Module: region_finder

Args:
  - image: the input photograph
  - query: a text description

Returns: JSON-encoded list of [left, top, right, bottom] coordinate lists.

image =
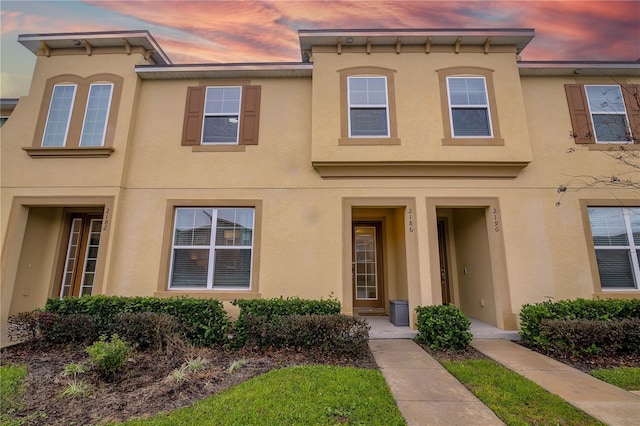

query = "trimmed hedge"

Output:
[[519, 298, 640, 347], [44, 295, 230, 346], [415, 304, 472, 350], [244, 314, 370, 358], [231, 296, 341, 347], [540, 318, 640, 359]]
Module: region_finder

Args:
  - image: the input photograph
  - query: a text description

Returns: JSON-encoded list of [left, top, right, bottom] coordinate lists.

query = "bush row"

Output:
[[244, 314, 370, 358], [540, 318, 640, 359], [415, 304, 472, 350], [44, 296, 229, 346], [519, 298, 640, 347]]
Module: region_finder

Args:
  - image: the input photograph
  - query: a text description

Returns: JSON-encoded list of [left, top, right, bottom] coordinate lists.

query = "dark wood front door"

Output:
[[437, 219, 452, 304], [352, 222, 384, 309]]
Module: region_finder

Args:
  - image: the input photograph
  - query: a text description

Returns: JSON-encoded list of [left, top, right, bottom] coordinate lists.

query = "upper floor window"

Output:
[[182, 85, 261, 149], [447, 77, 492, 137], [587, 207, 639, 290], [437, 67, 503, 146], [348, 76, 389, 137], [565, 84, 639, 145], [26, 74, 122, 157], [339, 67, 399, 146]]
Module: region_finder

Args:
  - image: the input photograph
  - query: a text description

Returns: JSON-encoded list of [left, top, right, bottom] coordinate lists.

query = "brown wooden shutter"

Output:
[[564, 84, 594, 144], [621, 84, 640, 142], [181, 86, 205, 146], [239, 85, 261, 145]]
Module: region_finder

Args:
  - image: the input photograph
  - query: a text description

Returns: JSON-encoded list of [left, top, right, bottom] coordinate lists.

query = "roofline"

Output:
[[299, 28, 535, 56], [18, 30, 172, 65], [518, 61, 640, 76], [135, 62, 313, 79]]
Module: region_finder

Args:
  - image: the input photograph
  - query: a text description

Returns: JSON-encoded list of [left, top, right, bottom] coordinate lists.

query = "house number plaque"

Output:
[[408, 208, 414, 232], [493, 207, 500, 232]]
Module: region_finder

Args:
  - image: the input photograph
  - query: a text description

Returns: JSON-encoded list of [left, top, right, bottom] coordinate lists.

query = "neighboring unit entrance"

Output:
[[352, 222, 384, 310], [59, 213, 103, 298]]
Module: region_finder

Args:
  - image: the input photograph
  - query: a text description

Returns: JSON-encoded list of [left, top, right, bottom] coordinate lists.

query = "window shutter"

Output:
[[621, 84, 640, 142], [181, 86, 205, 146], [564, 84, 594, 144], [239, 85, 261, 145]]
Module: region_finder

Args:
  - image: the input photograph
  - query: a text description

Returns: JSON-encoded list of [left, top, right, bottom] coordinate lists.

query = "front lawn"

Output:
[[590, 367, 640, 391], [124, 365, 405, 425]]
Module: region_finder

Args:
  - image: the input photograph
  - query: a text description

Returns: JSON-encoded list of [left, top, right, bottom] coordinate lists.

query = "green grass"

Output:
[[124, 365, 405, 426], [440, 359, 604, 426], [0, 364, 28, 425], [590, 367, 640, 391]]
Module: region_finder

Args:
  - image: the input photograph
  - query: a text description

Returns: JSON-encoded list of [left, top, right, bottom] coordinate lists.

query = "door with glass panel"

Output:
[[352, 222, 384, 309], [59, 213, 103, 298]]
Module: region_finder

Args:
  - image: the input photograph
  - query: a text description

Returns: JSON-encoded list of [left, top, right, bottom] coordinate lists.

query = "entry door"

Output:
[[353, 222, 384, 309], [437, 219, 452, 304], [59, 213, 103, 298]]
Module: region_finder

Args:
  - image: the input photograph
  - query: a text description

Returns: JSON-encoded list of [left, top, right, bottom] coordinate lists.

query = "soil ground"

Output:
[[2, 339, 638, 425]]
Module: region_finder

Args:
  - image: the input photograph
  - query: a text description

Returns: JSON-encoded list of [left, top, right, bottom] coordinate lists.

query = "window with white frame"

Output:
[[42, 84, 77, 147], [79, 83, 114, 147], [447, 77, 493, 137], [588, 207, 640, 289], [348, 76, 389, 137], [169, 207, 254, 289], [585, 85, 632, 143], [203, 86, 242, 143]]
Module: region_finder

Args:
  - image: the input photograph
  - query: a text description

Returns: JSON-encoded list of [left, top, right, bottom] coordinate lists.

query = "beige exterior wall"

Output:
[[1, 32, 639, 342]]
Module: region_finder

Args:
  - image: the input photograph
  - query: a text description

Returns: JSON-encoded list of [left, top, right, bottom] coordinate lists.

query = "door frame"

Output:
[[352, 221, 385, 310]]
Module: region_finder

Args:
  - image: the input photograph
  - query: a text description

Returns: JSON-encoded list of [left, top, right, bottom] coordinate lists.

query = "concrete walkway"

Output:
[[472, 339, 640, 426], [369, 339, 504, 425]]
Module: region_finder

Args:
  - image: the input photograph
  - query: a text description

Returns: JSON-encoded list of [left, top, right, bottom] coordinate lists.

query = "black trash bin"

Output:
[[389, 300, 409, 326]]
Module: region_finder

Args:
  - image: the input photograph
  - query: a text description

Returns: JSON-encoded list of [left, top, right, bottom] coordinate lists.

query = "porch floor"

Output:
[[362, 315, 520, 340]]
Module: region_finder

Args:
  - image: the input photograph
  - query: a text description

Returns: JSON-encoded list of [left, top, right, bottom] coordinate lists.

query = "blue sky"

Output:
[[2, 0, 639, 98]]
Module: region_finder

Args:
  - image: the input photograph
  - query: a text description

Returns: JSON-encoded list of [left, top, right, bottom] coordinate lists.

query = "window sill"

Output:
[[154, 290, 260, 301], [23, 146, 114, 158], [587, 143, 640, 151], [593, 291, 639, 299], [339, 137, 401, 146], [442, 137, 504, 146], [192, 145, 246, 152]]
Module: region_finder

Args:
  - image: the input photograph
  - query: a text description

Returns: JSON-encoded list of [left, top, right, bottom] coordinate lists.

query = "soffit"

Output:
[[18, 30, 171, 65]]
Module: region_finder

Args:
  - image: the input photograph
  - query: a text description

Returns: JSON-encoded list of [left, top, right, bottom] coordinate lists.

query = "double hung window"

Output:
[[169, 207, 255, 290], [588, 207, 640, 289], [203, 87, 242, 143], [447, 77, 492, 137], [79, 83, 114, 147], [42, 85, 77, 147], [565, 84, 639, 145], [348, 76, 389, 137]]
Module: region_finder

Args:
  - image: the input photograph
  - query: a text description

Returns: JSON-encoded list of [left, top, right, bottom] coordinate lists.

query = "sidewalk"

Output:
[[369, 339, 504, 425], [472, 339, 640, 426]]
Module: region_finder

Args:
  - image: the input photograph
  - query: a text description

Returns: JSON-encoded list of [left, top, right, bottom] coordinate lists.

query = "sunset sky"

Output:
[[1, 0, 639, 98]]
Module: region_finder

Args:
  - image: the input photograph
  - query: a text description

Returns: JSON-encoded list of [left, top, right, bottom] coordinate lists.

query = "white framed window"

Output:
[[347, 76, 390, 137], [588, 207, 640, 290], [80, 83, 114, 147], [447, 77, 493, 138], [585, 85, 632, 143], [202, 86, 242, 144], [169, 207, 254, 290], [42, 84, 77, 147]]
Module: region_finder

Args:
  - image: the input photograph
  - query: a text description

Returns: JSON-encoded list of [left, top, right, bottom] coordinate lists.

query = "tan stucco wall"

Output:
[[2, 39, 639, 339]]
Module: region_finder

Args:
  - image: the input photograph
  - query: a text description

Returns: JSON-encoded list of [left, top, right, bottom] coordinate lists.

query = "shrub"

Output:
[[38, 312, 99, 344], [8, 311, 42, 343], [415, 305, 472, 350], [541, 318, 640, 359], [86, 334, 131, 381], [112, 312, 185, 351], [243, 314, 370, 358], [44, 295, 230, 346], [231, 296, 341, 347], [519, 298, 640, 347]]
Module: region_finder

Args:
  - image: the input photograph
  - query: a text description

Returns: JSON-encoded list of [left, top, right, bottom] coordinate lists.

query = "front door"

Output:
[[437, 219, 452, 304], [59, 213, 103, 298], [352, 222, 384, 309]]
